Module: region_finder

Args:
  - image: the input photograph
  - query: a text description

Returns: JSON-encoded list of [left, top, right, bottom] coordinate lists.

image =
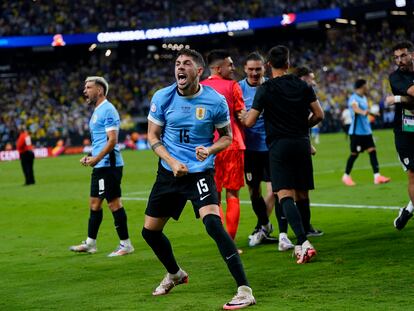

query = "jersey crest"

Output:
[[196, 106, 206, 120]]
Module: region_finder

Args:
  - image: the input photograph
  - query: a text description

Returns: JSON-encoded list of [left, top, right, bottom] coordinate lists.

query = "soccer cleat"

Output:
[[107, 243, 135, 257], [342, 174, 356, 186], [394, 207, 413, 230], [248, 228, 266, 247], [248, 223, 276, 247], [295, 240, 317, 264], [306, 225, 324, 237], [69, 241, 97, 254], [223, 285, 256, 310], [278, 233, 294, 251], [152, 269, 188, 296], [374, 175, 391, 185]]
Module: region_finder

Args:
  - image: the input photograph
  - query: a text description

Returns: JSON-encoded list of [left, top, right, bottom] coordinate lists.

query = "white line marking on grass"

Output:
[[314, 162, 400, 175], [124, 191, 151, 195], [123, 197, 400, 210]]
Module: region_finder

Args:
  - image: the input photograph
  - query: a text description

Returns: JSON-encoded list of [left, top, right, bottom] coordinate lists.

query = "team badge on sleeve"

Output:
[[196, 107, 206, 120], [150, 103, 157, 113]]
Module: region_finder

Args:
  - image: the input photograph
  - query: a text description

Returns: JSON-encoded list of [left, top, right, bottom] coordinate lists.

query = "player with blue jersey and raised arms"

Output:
[[143, 48, 255, 310], [341, 79, 390, 186], [70, 76, 134, 257]]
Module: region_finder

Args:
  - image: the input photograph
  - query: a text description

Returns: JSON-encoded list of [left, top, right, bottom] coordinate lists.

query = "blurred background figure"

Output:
[[16, 126, 35, 185]]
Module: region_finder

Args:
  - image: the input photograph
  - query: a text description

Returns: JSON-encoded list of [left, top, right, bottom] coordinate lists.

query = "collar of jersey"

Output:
[[179, 84, 203, 99], [94, 99, 108, 112]]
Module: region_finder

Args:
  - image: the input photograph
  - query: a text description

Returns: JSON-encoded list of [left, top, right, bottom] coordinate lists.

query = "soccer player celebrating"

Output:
[[201, 50, 246, 243], [240, 46, 323, 264], [341, 79, 391, 186], [143, 49, 255, 310], [385, 41, 414, 229], [70, 76, 134, 257], [238, 52, 285, 248]]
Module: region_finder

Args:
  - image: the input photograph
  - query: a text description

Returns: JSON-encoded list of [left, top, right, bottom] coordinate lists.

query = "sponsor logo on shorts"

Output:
[[200, 193, 211, 201]]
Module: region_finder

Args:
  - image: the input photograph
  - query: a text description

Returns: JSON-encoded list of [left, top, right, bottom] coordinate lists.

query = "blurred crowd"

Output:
[[0, 21, 412, 150], [0, 0, 385, 36]]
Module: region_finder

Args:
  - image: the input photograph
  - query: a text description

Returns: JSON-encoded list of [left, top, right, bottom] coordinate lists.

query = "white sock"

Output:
[[120, 239, 131, 246], [86, 237, 96, 245], [343, 173, 350, 178], [279, 232, 287, 239], [374, 173, 380, 179], [169, 268, 184, 279], [407, 201, 414, 213]]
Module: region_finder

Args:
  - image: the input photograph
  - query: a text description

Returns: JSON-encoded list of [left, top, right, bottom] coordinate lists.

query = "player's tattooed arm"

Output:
[[148, 120, 188, 176], [208, 124, 232, 155]]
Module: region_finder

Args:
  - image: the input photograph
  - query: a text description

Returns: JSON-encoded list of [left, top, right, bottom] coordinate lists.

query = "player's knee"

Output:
[[141, 227, 162, 244], [203, 214, 223, 237]]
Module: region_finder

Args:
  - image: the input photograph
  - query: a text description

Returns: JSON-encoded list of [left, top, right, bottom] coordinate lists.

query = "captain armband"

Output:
[[151, 141, 163, 151]]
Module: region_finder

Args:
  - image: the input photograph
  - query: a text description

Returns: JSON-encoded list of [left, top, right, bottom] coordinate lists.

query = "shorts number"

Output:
[[180, 129, 190, 143], [196, 178, 209, 194]]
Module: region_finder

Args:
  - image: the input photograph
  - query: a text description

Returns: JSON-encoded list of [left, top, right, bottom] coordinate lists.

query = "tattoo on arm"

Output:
[[217, 124, 232, 138], [151, 141, 163, 151]]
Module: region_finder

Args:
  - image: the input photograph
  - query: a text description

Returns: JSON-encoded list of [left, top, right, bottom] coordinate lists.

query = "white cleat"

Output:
[[278, 233, 294, 252], [152, 269, 188, 296], [108, 243, 135, 257], [223, 285, 256, 310], [69, 241, 97, 254], [295, 240, 317, 264]]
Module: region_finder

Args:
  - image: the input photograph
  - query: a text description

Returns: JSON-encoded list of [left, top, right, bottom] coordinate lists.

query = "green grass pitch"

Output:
[[1, 129, 413, 310]]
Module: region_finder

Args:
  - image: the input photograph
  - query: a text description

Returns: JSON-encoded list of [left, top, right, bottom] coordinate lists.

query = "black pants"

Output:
[[20, 151, 35, 185]]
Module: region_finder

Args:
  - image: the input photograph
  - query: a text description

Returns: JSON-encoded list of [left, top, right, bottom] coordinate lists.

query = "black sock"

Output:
[[296, 199, 311, 233], [275, 197, 288, 233], [369, 150, 379, 174], [112, 208, 129, 240], [88, 209, 103, 239], [203, 214, 248, 287], [345, 154, 358, 175], [251, 196, 269, 227], [280, 197, 307, 245], [142, 227, 180, 274]]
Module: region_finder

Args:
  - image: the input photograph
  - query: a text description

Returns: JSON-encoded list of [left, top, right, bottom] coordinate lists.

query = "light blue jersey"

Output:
[[89, 99, 124, 168], [348, 93, 372, 135], [148, 83, 230, 173], [239, 78, 267, 151]]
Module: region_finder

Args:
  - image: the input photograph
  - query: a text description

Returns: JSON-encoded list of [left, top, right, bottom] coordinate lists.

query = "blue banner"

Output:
[[0, 8, 341, 48]]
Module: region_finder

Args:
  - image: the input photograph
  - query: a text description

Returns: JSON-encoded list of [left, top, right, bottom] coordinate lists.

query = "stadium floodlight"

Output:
[[105, 49, 111, 57], [396, 0, 406, 8]]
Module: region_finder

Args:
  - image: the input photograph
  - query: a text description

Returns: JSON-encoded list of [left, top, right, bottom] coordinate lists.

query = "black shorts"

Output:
[[269, 137, 314, 192], [90, 166, 123, 201], [395, 132, 414, 171], [146, 164, 219, 220], [244, 150, 271, 188], [350, 134, 375, 153]]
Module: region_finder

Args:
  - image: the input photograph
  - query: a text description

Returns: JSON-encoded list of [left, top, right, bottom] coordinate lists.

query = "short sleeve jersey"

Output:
[[389, 69, 414, 133], [89, 100, 124, 168], [252, 74, 316, 144], [347, 93, 372, 135], [148, 84, 230, 173], [239, 78, 267, 151]]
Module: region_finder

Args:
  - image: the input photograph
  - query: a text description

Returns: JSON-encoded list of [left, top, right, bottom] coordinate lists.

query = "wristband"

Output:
[[394, 95, 401, 103]]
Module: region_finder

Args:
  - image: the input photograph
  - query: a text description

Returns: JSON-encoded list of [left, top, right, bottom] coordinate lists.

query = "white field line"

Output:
[[314, 162, 401, 175], [122, 196, 400, 210]]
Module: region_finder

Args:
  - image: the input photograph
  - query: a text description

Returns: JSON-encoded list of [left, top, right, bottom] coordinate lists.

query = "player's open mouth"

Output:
[[177, 73, 187, 85]]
